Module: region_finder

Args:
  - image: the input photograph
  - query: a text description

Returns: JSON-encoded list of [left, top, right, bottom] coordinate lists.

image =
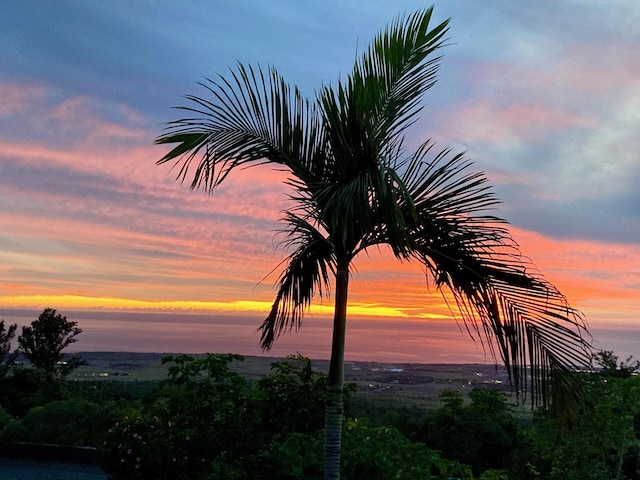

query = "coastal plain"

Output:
[[73, 352, 514, 410]]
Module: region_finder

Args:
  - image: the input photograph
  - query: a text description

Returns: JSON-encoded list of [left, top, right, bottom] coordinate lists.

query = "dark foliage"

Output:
[[413, 388, 523, 476], [17, 308, 84, 378], [594, 349, 640, 379], [256, 354, 354, 436], [0, 366, 63, 417], [0, 398, 120, 447], [97, 354, 426, 480], [528, 355, 640, 480], [269, 422, 474, 480], [0, 320, 18, 378], [2, 349, 637, 479]]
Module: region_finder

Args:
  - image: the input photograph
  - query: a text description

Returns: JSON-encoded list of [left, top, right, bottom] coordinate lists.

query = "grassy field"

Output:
[[73, 352, 515, 410]]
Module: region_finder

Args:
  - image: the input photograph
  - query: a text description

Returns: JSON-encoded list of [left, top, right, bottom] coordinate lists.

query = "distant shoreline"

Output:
[[69, 351, 515, 401], [72, 350, 504, 368]]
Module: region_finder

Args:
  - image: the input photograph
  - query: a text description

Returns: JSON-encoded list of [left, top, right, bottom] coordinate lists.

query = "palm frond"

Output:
[[396, 145, 591, 407], [259, 212, 335, 349], [357, 7, 449, 146], [311, 9, 449, 258], [444, 269, 591, 410], [155, 64, 323, 191], [318, 7, 449, 172]]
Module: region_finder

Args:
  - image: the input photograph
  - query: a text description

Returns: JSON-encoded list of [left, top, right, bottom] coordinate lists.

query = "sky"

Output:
[[0, 1, 639, 362]]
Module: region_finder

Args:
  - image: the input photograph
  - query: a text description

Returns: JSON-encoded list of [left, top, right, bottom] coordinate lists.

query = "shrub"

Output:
[[269, 422, 473, 480], [0, 404, 13, 431], [413, 388, 522, 475], [0, 398, 120, 446], [0, 366, 62, 417], [99, 354, 250, 480]]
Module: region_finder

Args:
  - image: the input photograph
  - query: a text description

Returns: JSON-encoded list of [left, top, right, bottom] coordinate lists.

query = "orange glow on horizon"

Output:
[[2, 229, 637, 329], [0, 294, 451, 321]]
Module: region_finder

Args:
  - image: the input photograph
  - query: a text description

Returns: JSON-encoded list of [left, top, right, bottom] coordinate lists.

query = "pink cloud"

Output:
[[431, 39, 640, 147], [472, 39, 640, 96], [0, 83, 47, 117], [1, 206, 282, 303], [510, 227, 640, 308], [437, 99, 595, 144]]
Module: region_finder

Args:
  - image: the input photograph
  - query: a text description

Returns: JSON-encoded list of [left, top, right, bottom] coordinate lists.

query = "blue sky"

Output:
[[0, 1, 638, 358]]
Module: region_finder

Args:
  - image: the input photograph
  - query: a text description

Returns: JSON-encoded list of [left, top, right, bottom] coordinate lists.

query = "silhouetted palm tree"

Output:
[[156, 7, 591, 479]]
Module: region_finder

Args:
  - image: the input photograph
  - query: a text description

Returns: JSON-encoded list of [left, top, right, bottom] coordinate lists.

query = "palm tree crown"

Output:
[[156, 7, 592, 478]]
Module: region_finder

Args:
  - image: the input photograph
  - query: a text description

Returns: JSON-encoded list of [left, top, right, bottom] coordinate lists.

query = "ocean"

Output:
[[1, 308, 637, 365]]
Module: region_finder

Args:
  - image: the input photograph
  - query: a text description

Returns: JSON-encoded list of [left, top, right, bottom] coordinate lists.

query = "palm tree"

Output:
[[156, 7, 592, 479]]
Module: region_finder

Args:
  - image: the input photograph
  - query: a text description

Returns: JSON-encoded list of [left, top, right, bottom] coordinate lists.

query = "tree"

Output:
[[101, 353, 250, 480], [415, 388, 522, 475], [255, 354, 355, 439], [0, 398, 120, 447], [18, 308, 83, 378], [529, 368, 640, 479], [100, 354, 337, 480], [155, 7, 592, 478], [593, 350, 640, 378], [0, 319, 18, 378]]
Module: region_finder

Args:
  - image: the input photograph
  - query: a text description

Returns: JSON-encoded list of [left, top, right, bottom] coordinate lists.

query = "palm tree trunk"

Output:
[[323, 265, 349, 480]]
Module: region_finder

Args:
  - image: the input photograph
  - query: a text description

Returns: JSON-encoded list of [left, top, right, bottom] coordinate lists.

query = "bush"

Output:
[[269, 422, 473, 480], [0, 366, 63, 417], [100, 353, 504, 479], [528, 374, 640, 480], [100, 353, 355, 480], [99, 354, 250, 480], [254, 353, 354, 436], [0, 405, 13, 431], [99, 412, 201, 480], [0, 398, 120, 446], [413, 388, 522, 475]]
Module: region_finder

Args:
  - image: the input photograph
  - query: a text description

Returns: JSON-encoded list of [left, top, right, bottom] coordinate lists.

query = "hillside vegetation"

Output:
[[1, 350, 638, 479]]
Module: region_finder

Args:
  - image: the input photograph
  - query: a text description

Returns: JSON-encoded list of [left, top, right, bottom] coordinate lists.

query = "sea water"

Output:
[[1, 308, 636, 364]]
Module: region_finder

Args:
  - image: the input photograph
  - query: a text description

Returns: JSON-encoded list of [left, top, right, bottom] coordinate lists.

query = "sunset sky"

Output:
[[1, 1, 638, 361]]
